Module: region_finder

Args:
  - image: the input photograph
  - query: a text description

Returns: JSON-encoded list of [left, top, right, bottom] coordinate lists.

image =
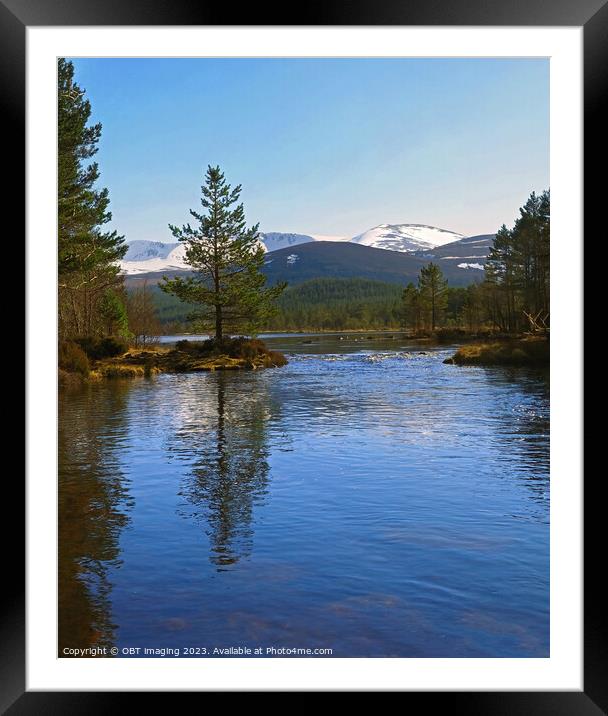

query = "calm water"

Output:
[[58, 335, 550, 658]]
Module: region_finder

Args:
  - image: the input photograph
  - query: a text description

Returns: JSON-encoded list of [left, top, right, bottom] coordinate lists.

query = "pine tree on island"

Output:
[[160, 165, 286, 345]]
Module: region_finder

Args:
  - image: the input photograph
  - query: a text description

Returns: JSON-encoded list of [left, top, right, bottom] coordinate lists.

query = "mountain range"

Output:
[[121, 224, 494, 287], [259, 239, 491, 288]]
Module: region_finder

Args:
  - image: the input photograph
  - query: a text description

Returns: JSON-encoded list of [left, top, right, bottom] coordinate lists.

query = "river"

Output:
[[58, 334, 549, 657]]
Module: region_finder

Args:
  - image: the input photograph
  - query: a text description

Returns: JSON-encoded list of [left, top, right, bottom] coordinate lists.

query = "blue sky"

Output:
[[70, 57, 549, 242]]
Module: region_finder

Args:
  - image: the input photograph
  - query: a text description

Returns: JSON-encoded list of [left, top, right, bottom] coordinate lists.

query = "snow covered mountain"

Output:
[[120, 236, 268, 275], [121, 243, 189, 275], [119, 224, 470, 275], [123, 240, 179, 262], [260, 232, 315, 251], [351, 224, 465, 252]]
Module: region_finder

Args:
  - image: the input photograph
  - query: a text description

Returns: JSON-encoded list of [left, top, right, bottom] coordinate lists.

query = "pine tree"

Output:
[[484, 190, 550, 332], [485, 223, 517, 331], [511, 190, 550, 323], [58, 58, 127, 337], [418, 262, 448, 331], [98, 289, 130, 338], [160, 165, 286, 341]]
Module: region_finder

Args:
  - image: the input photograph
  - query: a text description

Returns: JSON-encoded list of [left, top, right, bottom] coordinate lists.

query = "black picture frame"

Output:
[[6, 0, 598, 708]]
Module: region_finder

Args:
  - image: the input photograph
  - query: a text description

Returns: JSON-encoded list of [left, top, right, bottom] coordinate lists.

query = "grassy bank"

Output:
[[444, 335, 549, 367], [59, 337, 287, 388]]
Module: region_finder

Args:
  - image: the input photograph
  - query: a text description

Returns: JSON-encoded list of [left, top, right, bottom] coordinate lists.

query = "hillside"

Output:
[[416, 234, 493, 268], [261, 241, 485, 287]]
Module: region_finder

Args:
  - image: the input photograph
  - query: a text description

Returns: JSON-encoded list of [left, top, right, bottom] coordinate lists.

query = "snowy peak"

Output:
[[120, 237, 267, 275], [259, 232, 314, 251], [120, 243, 189, 275], [351, 224, 465, 253], [123, 240, 179, 262]]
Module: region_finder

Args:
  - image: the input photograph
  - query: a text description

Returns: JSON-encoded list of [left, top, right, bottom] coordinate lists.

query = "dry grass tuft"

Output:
[[445, 336, 549, 367]]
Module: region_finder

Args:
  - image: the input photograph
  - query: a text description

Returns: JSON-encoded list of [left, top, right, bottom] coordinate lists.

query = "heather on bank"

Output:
[[444, 336, 549, 367], [174, 337, 287, 366]]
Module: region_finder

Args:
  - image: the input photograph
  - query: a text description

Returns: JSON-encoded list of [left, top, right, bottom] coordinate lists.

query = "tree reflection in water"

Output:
[[58, 383, 133, 655], [175, 372, 274, 569]]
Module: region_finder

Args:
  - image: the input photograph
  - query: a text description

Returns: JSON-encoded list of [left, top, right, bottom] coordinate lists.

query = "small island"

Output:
[[59, 336, 287, 387], [444, 335, 549, 367], [59, 162, 289, 387]]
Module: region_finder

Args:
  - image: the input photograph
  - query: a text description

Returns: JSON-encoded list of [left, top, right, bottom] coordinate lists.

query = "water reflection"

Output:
[[57, 340, 551, 657], [479, 367, 550, 510], [58, 383, 133, 655], [174, 373, 274, 569]]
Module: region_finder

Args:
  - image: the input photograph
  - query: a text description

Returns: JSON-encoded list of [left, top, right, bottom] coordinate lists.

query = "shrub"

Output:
[[58, 340, 90, 376], [174, 337, 287, 366], [75, 336, 129, 360], [433, 328, 468, 344], [261, 350, 288, 367], [175, 339, 210, 354], [58, 368, 87, 389], [98, 364, 146, 378]]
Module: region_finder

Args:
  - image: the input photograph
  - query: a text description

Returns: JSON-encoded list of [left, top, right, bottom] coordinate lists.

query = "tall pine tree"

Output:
[[485, 223, 517, 331], [58, 58, 127, 337], [418, 262, 448, 331], [160, 165, 286, 341]]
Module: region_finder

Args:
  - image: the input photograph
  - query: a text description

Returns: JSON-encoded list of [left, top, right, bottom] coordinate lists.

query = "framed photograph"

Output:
[[8, 0, 599, 708]]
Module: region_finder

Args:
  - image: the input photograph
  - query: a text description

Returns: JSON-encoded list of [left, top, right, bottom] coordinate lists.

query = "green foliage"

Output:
[[75, 335, 129, 360], [151, 277, 476, 332], [267, 278, 404, 331], [98, 290, 130, 338], [58, 58, 127, 338], [485, 190, 550, 331], [160, 165, 286, 340], [418, 262, 448, 331], [58, 340, 90, 376], [400, 264, 449, 332], [399, 190, 550, 336]]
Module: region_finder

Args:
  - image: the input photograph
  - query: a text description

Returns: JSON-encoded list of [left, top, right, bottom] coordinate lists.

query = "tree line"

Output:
[[152, 277, 491, 333], [484, 190, 550, 332], [401, 191, 549, 334]]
